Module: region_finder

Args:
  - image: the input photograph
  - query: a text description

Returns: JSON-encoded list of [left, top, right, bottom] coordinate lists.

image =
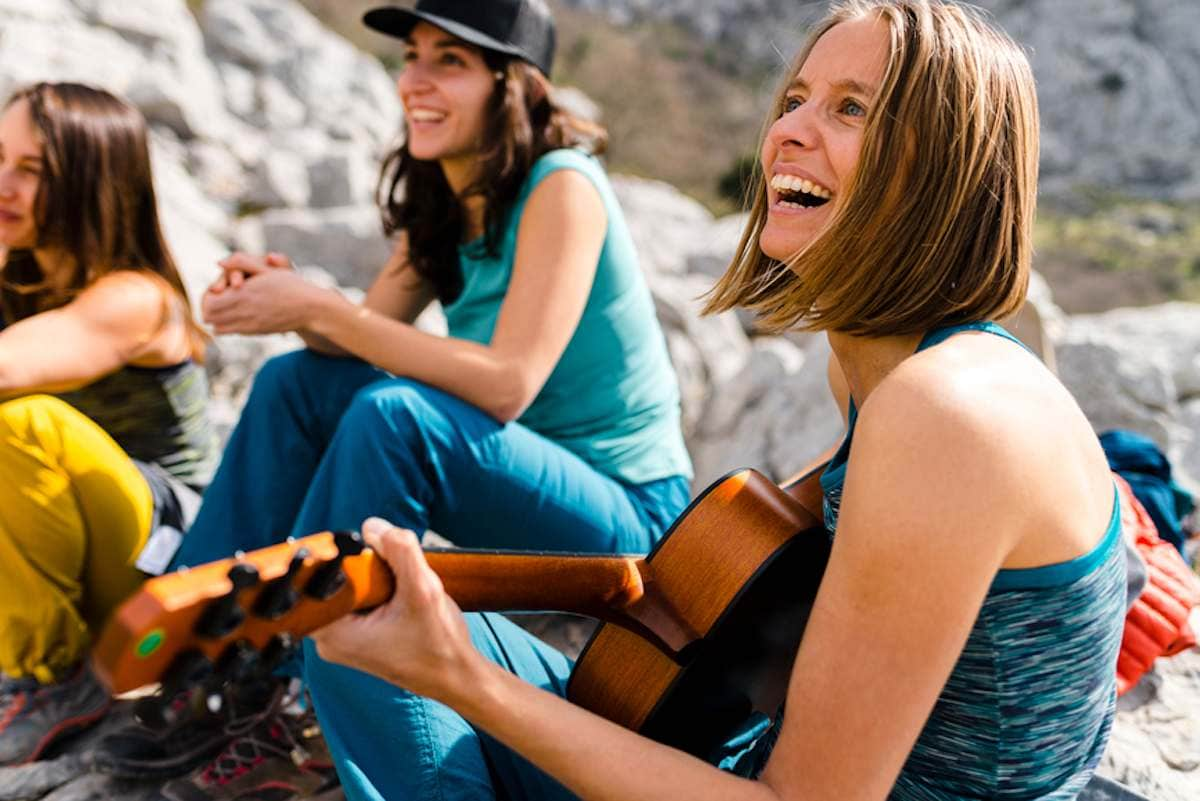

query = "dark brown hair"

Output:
[[378, 54, 608, 304], [0, 82, 206, 353], [704, 0, 1039, 337]]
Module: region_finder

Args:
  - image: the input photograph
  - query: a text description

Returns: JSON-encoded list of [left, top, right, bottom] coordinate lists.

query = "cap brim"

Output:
[[362, 7, 527, 64]]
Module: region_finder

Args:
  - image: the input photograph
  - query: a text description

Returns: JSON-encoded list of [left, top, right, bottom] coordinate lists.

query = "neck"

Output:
[[826, 329, 925, 407], [440, 159, 487, 242]]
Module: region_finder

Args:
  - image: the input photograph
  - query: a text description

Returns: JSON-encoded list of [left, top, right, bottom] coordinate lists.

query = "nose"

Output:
[[768, 104, 820, 153], [395, 61, 433, 98]]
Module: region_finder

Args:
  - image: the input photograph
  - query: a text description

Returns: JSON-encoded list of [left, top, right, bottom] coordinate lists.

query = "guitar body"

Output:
[[568, 469, 830, 758], [92, 469, 830, 758]]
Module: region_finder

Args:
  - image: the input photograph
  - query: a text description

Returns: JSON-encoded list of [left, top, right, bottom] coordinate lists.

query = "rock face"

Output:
[[0, 1, 1197, 800], [561, 0, 1200, 200]]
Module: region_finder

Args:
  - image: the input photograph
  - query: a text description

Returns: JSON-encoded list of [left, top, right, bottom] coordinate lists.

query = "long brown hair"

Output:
[[704, 0, 1039, 337], [378, 54, 607, 304], [0, 82, 206, 353]]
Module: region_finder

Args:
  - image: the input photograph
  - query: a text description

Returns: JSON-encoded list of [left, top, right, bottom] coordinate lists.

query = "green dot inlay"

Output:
[[135, 629, 166, 659]]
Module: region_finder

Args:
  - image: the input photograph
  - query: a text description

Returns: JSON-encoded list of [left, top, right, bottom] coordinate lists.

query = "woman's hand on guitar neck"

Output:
[[309, 517, 484, 703]]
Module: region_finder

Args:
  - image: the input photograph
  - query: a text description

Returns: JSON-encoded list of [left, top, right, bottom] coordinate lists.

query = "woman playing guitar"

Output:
[[310, 1, 1126, 800]]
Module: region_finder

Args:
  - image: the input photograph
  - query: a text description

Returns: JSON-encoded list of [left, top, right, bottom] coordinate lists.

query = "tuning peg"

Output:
[[303, 530, 364, 600], [194, 563, 260, 639], [132, 649, 212, 730], [253, 547, 309, 620], [199, 640, 261, 714], [260, 633, 298, 673]]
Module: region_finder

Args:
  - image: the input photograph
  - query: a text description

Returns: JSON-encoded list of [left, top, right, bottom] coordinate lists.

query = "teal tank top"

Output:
[[443, 148, 692, 485], [726, 322, 1125, 798]]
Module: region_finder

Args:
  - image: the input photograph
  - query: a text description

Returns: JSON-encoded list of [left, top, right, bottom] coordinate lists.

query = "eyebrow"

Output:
[[788, 77, 879, 98], [404, 36, 474, 51], [0, 145, 43, 163]]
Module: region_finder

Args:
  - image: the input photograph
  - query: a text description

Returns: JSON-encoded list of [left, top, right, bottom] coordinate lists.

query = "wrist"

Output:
[[302, 287, 345, 334], [436, 649, 506, 716]]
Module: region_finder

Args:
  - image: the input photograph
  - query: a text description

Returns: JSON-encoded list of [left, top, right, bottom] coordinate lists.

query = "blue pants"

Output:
[[305, 614, 580, 801], [175, 350, 688, 563], [174, 350, 690, 800]]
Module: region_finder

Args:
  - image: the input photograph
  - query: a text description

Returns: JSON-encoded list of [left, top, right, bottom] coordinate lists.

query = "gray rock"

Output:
[[202, 0, 401, 147], [1101, 646, 1200, 801], [308, 144, 379, 208], [0, 755, 86, 801], [244, 148, 313, 209], [612, 174, 715, 277]]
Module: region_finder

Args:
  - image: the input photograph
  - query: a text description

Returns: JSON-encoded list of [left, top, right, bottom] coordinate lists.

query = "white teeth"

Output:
[[770, 173, 831, 199], [409, 109, 446, 122]]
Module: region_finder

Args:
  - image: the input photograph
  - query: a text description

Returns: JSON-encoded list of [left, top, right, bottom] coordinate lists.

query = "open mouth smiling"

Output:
[[770, 174, 832, 209]]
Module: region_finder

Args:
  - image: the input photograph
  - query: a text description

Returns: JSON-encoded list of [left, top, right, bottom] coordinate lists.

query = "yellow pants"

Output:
[[0, 395, 153, 683]]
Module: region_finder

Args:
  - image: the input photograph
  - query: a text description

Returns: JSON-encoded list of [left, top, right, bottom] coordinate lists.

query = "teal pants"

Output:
[[172, 350, 690, 800]]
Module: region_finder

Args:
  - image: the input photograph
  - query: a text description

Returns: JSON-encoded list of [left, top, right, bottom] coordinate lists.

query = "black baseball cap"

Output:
[[363, 0, 557, 77]]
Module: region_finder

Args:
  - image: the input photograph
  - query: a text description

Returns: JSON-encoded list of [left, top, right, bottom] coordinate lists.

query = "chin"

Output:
[[759, 231, 811, 262]]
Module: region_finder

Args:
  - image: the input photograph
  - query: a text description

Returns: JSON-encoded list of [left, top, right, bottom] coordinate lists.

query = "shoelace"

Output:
[[200, 714, 310, 787]]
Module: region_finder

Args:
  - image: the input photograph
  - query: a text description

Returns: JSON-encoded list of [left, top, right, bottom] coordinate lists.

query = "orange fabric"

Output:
[[1114, 475, 1200, 695]]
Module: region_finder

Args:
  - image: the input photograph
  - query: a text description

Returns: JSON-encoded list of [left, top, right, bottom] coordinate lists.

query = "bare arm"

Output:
[[0, 271, 188, 397], [312, 378, 1025, 801], [204, 169, 605, 422]]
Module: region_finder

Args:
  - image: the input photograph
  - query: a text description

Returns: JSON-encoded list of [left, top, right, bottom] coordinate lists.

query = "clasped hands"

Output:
[[202, 251, 326, 335]]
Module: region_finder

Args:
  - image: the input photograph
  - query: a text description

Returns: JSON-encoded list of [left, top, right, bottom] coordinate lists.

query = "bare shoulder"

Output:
[[76, 269, 171, 313], [71, 269, 178, 341], [853, 333, 1112, 564], [523, 168, 605, 221]]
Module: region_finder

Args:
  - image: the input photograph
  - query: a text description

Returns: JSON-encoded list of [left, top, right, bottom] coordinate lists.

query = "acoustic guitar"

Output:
[[91, 468, 831, 760]]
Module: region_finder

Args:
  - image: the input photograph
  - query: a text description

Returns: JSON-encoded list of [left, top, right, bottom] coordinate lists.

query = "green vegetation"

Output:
[[717, 152, 758, 208], [1035, 194, 1200, 312]]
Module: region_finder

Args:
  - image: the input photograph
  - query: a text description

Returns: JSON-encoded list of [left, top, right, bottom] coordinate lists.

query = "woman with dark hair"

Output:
[[0, 82, 216, 765], [143, 1, 691, 798], [309, 2, 1126, 800]]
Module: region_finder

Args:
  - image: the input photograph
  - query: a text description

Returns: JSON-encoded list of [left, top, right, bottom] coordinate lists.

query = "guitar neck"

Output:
[[427, 550, 648, 622]]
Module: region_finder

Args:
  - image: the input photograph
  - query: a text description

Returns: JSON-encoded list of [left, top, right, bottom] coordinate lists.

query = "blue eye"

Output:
[[782, 96, 804, 115], [842, 99, 867, 117]]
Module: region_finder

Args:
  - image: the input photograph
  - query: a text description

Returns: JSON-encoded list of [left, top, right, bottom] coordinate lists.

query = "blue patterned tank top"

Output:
[[737, 322, 1126, 799]]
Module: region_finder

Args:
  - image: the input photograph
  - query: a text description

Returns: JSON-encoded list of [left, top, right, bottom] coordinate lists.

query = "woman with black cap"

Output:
[[133, 2, 692, 798]]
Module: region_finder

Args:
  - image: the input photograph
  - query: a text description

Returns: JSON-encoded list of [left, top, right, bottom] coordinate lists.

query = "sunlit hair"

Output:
[[704, 0, 1039, 336], [0, 82, 206, 356], [378, 54, 608, 304]]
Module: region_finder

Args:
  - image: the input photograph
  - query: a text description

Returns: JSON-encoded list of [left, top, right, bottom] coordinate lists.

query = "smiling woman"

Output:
[[140, 1, 694, 797], [302, 2, 1125, 801], [0, 82, 216, 766]]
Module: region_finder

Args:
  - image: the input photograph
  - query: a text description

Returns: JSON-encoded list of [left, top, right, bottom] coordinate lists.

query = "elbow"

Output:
[[0, 363, 17, 396], [483, 365, 539, 424]]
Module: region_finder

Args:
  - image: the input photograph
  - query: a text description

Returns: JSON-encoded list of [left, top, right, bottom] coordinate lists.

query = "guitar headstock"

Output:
[[91, 530, 394, 709]]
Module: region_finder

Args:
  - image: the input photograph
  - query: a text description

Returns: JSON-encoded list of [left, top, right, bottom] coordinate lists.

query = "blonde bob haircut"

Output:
[[704, 0, 1039, 337]]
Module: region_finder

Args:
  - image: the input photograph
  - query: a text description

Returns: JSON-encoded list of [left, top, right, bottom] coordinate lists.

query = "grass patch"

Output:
[[1035, 193, 1200, 312]]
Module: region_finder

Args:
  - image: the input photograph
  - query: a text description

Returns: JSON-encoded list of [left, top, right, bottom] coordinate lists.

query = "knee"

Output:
[[340, 378, 440, 442], [247, 350, 323, 399], [0, 395, 80, 436]]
